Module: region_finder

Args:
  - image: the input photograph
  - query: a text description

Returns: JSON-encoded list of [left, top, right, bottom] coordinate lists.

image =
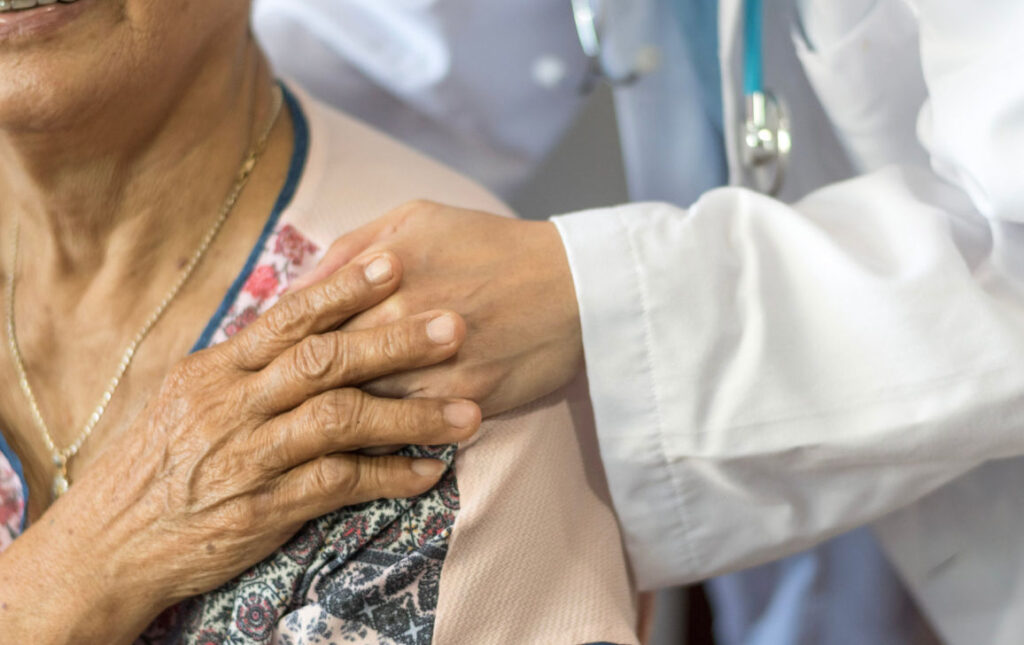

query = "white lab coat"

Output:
[[556, 1, 1024, 644], [253, 0, 590, 198], [256, 2, 1024, 643]]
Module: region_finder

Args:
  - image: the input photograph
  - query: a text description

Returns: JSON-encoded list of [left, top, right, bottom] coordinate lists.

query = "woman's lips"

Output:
[[0, 0, 90, 41], [0, 0, 80, 11]]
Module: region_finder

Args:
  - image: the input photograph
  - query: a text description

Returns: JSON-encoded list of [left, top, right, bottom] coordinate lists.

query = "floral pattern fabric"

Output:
[[0, 221, 459, 644], [138, 221, 460, 644], [140, 462, 457, 645], [0, 453, 24, 551], [211, 223, 321, 345]]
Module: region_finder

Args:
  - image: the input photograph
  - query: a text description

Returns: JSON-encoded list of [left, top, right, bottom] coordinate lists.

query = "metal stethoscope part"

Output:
[[570, 0, 791, 195], [740, 0, 790, 195], [570, 0, 658, 91]]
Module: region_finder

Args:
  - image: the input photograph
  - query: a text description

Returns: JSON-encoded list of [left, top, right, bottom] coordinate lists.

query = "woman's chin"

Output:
[[0, 0, 120, 125], [0, 60, 107, 132], [0, 0, 254, 133]]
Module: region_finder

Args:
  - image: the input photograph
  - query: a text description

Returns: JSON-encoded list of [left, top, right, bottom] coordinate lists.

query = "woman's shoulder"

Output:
[[282, 85, 512, 248]]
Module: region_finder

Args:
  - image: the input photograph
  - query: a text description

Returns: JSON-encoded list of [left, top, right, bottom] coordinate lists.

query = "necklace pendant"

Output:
[[52, 471, 69, 500], [52, 455, 69, 500], [6, 88, 284, 508]]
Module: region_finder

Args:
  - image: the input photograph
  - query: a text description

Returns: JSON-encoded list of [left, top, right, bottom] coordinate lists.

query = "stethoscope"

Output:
[[570, 0, 791, 195]]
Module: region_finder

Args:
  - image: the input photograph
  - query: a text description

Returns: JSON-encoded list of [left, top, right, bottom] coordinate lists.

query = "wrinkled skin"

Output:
[[0, 2, 482, 641], [0, 254, 481, 643]]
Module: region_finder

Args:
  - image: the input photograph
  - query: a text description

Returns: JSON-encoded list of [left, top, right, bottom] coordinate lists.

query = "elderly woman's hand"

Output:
[[0, 252, 480, 644], [290, 201, 584, 417]]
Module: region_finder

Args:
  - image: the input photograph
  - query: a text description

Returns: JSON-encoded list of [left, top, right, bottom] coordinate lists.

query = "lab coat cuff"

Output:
[[553, 205, 698, 590]]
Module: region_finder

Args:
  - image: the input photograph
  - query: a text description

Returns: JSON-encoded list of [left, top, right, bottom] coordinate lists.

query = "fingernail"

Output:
[[412, 459, 446, 478], [444, 402, 478, 428], [364, 257, 393, 285], [426, 314, 456, 344]]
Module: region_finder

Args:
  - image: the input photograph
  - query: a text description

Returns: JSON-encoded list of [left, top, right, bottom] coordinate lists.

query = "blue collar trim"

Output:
[[190, 82, 311, 354], [1, 82, 311, 533], [0, 429, 27, 533]]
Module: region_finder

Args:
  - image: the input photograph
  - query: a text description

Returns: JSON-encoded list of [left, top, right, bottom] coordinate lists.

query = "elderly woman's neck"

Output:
[[0, 55, 280, 286]]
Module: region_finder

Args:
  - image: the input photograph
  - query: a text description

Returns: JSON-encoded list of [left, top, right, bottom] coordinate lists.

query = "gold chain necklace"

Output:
[[5, 86, 284, 500]]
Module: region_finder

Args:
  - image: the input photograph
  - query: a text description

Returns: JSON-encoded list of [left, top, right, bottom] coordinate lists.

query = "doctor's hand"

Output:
[[290, 200, 583, 417]]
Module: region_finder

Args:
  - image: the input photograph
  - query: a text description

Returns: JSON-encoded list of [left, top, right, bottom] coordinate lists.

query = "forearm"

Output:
[[0, 517, 164, 645], [0, 467, 173, 645]]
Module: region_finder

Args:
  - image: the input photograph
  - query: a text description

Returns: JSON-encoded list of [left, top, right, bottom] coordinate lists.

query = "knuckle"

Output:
[[312, 389, 361, 436], [341, 389, 371, 440], [379, 297, 408, 324], [308, 461, 334, 496], [240, 372, 277, 416], [252, 436, 285, 474], [224, 327, 258, 363], [262, 294, 305, 339], [309, 394, 340, 435], [401, 199, 437, 216], [379, 330, 407, 365], [369, 397, 410, 437], [291, 334, 338, 382], [385, 301, 409, 325], [378, 324, 416, 366], [314, 458, 358, 497], [320, 273, 362, 312]]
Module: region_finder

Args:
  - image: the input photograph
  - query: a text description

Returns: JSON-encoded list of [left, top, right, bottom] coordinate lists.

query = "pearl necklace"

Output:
[[5, 86, 284, 500]]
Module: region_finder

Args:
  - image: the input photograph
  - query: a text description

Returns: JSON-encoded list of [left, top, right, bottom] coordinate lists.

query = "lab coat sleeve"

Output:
[[553, 167, 1024, 590]]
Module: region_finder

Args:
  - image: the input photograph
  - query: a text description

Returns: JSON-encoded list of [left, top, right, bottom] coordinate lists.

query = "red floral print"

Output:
[[275, 224, 319, 265], [243, 264, 280, 300], [223, 305, 259, 338], [0, 461, 23, 551], [0, 220, 460, 644], [235, 593, 278, 639]]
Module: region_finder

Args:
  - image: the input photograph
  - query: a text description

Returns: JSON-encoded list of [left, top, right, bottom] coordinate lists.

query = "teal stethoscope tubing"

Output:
[[570, 0, 787, 193], [744, 0, 763, 95], [740, 0, 790, 195]]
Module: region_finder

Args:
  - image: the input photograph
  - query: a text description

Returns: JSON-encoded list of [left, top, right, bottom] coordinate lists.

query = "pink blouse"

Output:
[[0, 85, 638, 645]]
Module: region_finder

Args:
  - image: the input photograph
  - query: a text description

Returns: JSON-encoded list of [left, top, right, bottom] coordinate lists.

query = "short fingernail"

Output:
[[444, 402, 478, 428], [364, 256, 393, 285], [426, 314, 456, 344], [412, 459, 446, 478]]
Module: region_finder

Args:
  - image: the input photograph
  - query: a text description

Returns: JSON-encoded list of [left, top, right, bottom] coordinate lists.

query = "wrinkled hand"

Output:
[[290, 201, 584, 416], [1, 252, 481, 643]]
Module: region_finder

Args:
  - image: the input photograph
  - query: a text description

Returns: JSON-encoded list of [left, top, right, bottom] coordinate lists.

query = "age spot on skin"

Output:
[[206, 542, 216, 554]]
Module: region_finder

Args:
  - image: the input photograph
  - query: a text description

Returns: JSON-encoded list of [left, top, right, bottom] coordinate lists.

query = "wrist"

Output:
[[535, 220, 582, 346], [0, 502, 165, 643]]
